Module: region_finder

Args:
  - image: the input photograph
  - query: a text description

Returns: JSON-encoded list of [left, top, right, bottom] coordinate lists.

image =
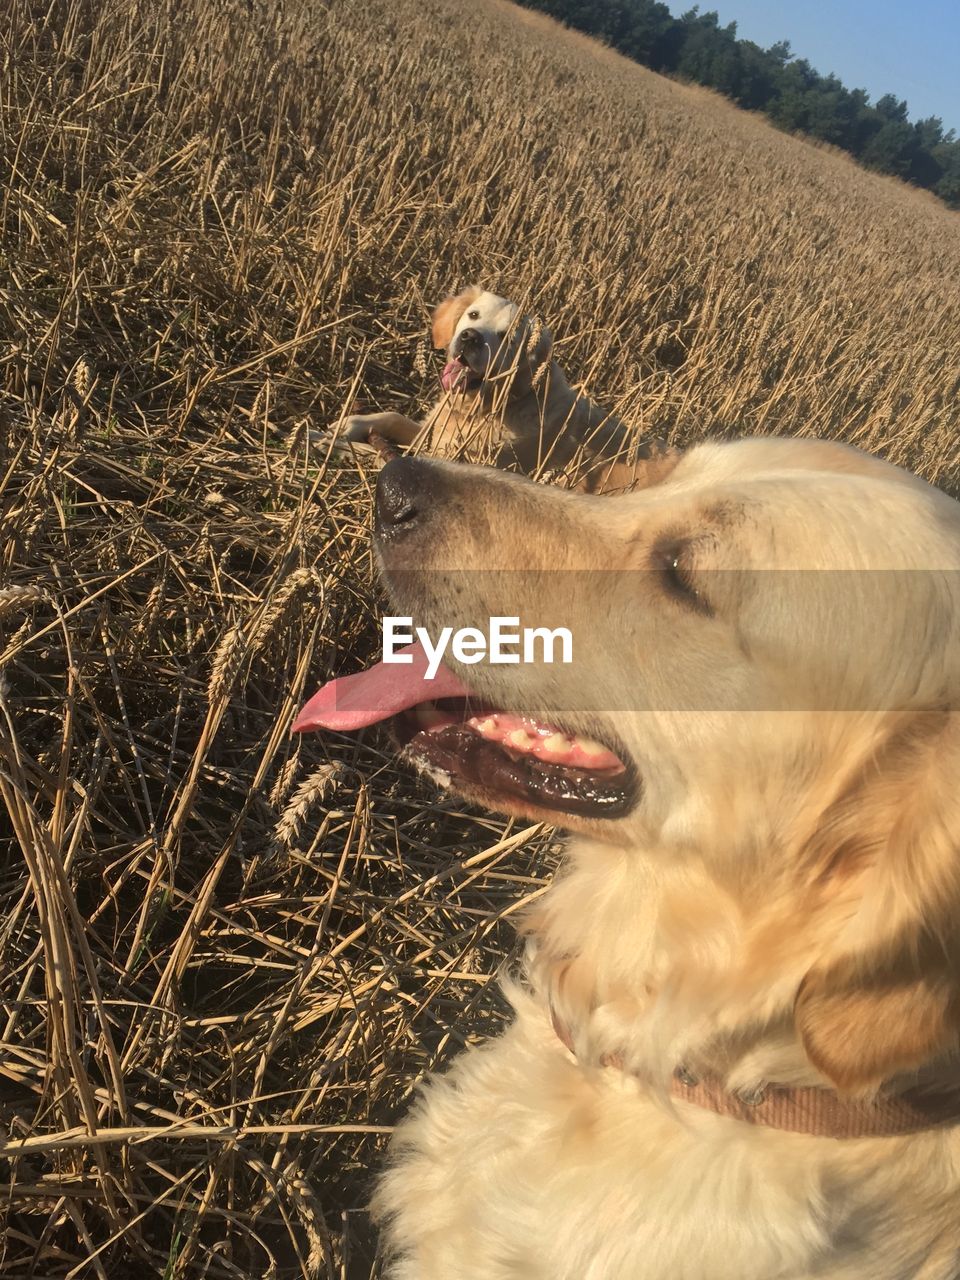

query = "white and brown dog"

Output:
[[325, 286, 671, 494], [296, 434, 960, 1279]]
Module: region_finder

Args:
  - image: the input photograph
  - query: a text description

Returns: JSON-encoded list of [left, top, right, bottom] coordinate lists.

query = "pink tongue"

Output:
[[291, 642, 471, 733], [441, 359, 467, 392]]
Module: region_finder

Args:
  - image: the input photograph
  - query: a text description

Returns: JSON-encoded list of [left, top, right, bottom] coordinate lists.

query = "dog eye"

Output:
[[665, 552, 694, 596], [467, 309, 480, 321], [656, 541, 712, 615]]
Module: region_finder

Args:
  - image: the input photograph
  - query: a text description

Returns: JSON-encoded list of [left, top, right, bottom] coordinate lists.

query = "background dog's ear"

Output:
[[794, 713, 960, 1094], [431, 287, 482, 350], [525, 321, 553, 369]]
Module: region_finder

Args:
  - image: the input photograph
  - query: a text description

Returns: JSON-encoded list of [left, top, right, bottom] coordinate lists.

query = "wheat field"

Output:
[[2, 0, 959, 1274]]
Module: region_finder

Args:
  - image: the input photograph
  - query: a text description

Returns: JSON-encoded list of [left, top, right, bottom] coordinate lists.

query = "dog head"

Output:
[[431, 286, 553, 404], [366, 438, 960, 1090]]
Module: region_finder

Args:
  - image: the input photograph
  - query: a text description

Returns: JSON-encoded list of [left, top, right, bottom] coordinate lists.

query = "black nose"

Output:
[[375, 457, 437, 535], [458, 327, 482, 349]]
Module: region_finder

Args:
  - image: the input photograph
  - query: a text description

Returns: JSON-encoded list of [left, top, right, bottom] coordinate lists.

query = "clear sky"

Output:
[[711, 0, 960, 134]]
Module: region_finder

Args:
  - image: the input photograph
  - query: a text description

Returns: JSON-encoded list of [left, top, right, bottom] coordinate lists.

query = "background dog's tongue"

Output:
[[292, 642, 470, 733], [440, 359, 466, 392]]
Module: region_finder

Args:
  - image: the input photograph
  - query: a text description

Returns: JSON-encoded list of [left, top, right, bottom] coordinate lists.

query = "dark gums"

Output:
[[407, 725, 637, 819]]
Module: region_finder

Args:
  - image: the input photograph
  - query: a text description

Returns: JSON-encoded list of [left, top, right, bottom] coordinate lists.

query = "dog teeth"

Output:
[[565, 736, 623, 770], [465, 714, 623, 771]]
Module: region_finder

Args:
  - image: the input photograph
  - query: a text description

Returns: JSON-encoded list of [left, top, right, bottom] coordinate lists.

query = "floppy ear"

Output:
[[632, 442, 683, 488], [526, 321, 553, 369], [794, 712, 960, 1094], [584, 443, 683, 496], [431, 286, 482, 350], [795, 954, 960, 1095]]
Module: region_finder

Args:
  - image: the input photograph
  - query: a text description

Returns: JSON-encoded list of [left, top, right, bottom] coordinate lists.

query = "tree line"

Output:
[[520, 0, 960, 209]]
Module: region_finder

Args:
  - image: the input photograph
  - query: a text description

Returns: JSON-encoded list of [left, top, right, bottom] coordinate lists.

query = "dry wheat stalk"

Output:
[[2, 0, 958, 1272], [0, 585, 47, 617], [275, 763, 345, 848]]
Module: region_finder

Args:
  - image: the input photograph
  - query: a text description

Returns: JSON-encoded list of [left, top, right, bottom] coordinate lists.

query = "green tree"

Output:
[[934, 138, 960, 208], [875, 93, 909, 123], [861, 119, 921, 176], [915, 116, 946, 150]]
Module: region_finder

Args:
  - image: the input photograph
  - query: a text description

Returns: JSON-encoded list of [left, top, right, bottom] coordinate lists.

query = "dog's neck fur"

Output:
[[524, 834, 862, 1097], [524, 715, 960, 1101]]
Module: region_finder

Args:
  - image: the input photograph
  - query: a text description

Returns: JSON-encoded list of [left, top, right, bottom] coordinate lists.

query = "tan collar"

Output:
[[550, 1005, 960, 1140], [667, 1068, 960, 1139]]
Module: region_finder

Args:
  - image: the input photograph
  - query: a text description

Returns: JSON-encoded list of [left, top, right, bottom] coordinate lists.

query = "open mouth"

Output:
[[292, 643, 636, 821], [441, 356, 485, 394]]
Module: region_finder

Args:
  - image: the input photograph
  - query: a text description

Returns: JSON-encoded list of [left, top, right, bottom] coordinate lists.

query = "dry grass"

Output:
[[1, 0, 959, 1274]]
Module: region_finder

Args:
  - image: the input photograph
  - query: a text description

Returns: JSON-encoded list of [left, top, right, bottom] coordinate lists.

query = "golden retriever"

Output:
[[294, 436, 960, 1279], [323, 286, 672, 494]]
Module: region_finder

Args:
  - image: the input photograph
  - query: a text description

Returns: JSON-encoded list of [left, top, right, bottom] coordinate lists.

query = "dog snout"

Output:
[[375, 457, 440, 537], [457, 328, 483, 351]]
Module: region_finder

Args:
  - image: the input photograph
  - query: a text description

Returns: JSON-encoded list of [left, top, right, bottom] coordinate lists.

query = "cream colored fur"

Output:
[[373, 437, 960, 1279]]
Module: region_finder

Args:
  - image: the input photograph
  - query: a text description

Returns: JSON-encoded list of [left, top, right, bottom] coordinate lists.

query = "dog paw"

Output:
[[309, 417, 376, 453], [340, 416, 376, 444]]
